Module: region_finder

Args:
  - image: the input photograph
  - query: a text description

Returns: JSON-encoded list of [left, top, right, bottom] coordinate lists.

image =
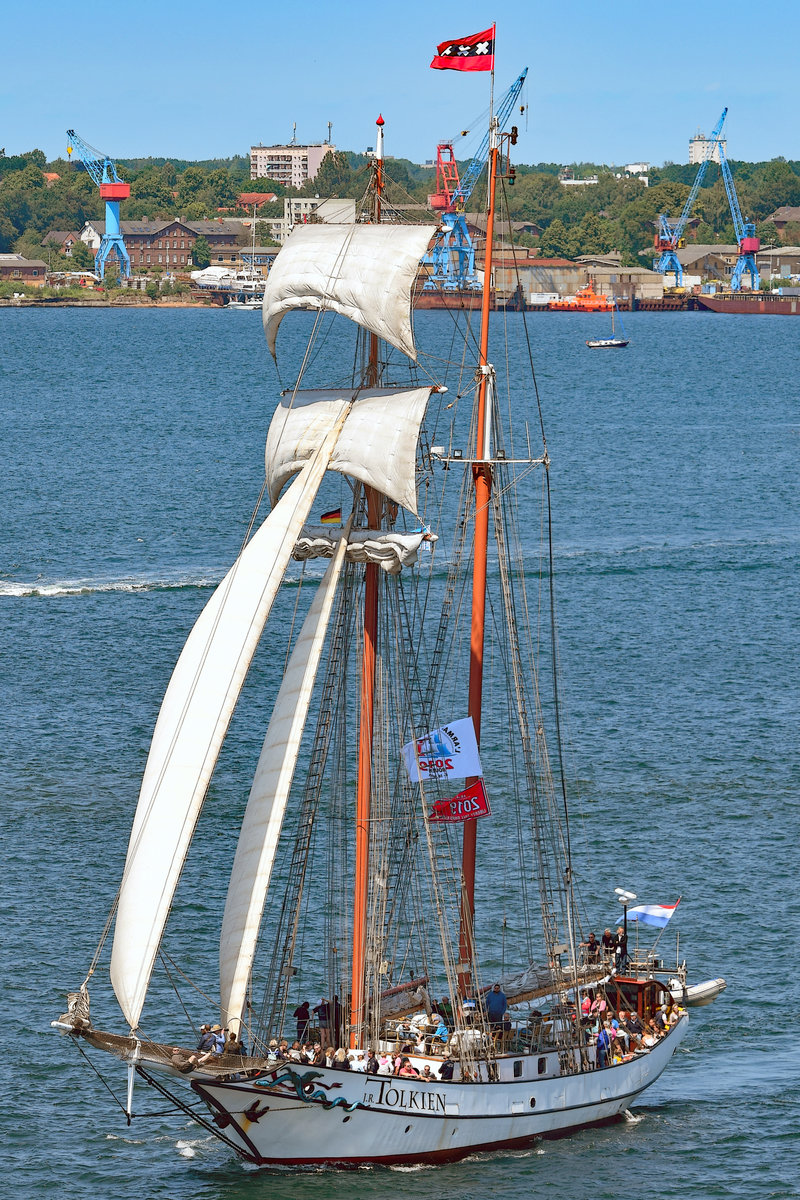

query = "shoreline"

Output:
[[0, 298, 214, 309]]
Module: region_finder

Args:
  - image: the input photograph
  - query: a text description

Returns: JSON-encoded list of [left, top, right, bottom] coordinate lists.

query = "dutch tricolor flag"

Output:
[[626, 900, 681, 928]]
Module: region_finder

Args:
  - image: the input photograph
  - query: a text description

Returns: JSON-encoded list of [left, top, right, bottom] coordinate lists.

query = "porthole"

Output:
[[530, 1097, 536, 1109], [343, 1115, 351, 1123], [513, 1060, 523, 1078], [538, 1056, 547, 1075], [405, 1125, 412, 1133]]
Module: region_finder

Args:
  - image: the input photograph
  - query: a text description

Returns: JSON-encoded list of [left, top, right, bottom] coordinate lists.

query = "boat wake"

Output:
[[0, 575, 222, 598]]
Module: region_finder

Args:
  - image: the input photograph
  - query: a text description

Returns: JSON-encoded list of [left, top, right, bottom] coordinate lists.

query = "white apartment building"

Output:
[[250, 142, 335, 187], [689, 132, 726, 165]]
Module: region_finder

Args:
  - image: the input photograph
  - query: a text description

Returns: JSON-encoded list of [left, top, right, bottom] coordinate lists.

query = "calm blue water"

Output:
[[2, 307, 797, 1198]]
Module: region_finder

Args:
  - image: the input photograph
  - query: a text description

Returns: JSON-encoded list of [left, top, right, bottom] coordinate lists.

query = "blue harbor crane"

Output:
[[423, 69, 528, 291], [66, 129, 131, 281], [653, 107, 728, 288], [717, 141, 760, 291]]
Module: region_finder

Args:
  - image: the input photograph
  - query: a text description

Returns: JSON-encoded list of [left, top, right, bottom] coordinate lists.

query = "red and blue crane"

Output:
[[67, 129, 131, 281], [424, 70, 527, 291], [654, 107, 727, 288], [718, 140, 760, 291], [654, 107, 760, 291]]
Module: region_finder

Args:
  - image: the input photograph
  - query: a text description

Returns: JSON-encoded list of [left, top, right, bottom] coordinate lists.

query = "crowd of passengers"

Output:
[[170, 985, 683, 1076], [580, 990, 684, 1067]]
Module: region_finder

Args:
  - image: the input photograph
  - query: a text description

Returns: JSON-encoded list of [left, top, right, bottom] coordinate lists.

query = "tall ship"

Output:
[[54, 38, 698, 1168]]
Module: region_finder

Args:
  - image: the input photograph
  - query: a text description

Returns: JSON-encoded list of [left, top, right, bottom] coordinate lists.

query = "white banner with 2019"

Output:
[[402, 716, 483, 782]]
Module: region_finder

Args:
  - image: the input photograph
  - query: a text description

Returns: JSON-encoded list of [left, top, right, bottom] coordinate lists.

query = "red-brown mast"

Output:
[[350, 114, 385, 1049], [457, 120, 499, 999]]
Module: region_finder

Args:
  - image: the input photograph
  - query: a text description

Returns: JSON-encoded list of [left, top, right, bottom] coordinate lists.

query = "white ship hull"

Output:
[[190, 1019, 687, 1166]]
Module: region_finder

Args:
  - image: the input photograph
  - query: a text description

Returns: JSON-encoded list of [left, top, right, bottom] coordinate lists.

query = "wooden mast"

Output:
[[350, 114, 385, 1049], [457, 118, 499, 999]]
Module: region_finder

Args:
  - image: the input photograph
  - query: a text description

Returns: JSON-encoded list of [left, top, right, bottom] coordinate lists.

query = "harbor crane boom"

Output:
[[718, 141, 760, 292], [423, 70, 527, 291], [66, 129, 131, 281], [653, 107, 727, 288]]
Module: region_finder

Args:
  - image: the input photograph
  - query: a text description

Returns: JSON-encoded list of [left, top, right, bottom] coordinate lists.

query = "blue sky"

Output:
[[3, 0, 798, 168]]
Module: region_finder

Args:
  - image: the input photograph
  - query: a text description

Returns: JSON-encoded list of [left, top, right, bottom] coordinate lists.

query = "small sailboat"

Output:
[[586, 301, 629, 348], [54, 41, 695, 1170]]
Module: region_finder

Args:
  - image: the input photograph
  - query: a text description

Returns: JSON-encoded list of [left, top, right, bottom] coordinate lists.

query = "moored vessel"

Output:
[[550, 282, 614, 311], [696, 290, 800, 314]]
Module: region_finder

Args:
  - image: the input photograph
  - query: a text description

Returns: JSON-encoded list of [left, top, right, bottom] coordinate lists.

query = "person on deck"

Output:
[[614, 926, 628, 970], [293, 1000, 311, 1044], [595, 1023, 611, 1068], [197, 1024, 217, 1053], [438, 1052, 455, 1080], [398, 1057, 420, 1078], [601, 929, 615, 959], [430, 1013, 449, 1045], [366, 1049, 380, 1075], [582, 932, 600, 963], [171, 1047, 200, 1073], [624, 1009, 643, 1036], [610, 1018, 628, 1053], [225, 1030, 247, 1056], [485, 983, 509, 1031], [207, 1024, 226, 1054], [313, 998, 331, 1048]]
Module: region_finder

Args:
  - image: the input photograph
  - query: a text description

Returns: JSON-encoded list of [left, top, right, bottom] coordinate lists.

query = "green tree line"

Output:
[[2, 146, 799, 264]]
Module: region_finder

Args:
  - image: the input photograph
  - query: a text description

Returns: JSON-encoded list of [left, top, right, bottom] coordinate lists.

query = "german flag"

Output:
[[320, 508, 342, 525]]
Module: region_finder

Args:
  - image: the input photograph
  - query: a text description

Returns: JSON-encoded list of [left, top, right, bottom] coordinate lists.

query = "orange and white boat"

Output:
[[549, 283, 614, 311]]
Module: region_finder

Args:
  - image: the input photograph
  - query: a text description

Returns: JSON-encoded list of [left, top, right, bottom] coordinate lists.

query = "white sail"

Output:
[[219, 530, 350, 1030], [109, 418, 348, 1031], [266, 387, 432, 514], [263, 223, 436, 361]]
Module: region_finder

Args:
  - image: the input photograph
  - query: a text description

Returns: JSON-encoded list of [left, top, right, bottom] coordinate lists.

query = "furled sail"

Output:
[[109, 416, 349, 1031], [263, 223, 436, 361], [266, 387, 432, 514], [293, 526, 436, 575], [219, 528, 350, 1030]]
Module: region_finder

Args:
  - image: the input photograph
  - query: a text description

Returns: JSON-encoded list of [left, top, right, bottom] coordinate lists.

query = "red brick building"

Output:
[[80, 218, 198, 270], [77, 217, 250, 271]]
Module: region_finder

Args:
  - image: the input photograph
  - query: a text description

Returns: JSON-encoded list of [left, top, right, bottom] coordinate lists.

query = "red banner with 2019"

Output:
[[429, 778, 492, 823]]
